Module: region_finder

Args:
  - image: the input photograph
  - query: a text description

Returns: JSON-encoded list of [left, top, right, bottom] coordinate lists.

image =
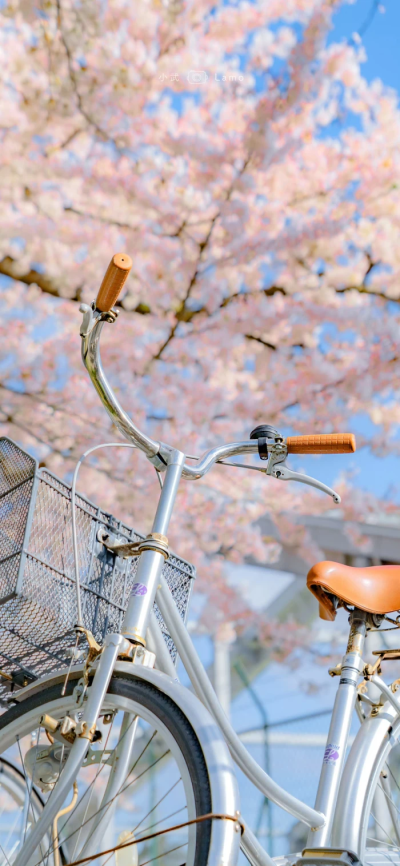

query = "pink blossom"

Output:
[[1, 0, 399, 630]]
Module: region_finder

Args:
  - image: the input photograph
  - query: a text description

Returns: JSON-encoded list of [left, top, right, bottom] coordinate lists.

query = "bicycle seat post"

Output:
[[120, 448, 186, 648]]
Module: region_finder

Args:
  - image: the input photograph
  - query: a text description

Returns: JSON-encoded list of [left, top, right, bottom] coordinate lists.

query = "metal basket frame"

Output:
[[0, 438, 195, 703]]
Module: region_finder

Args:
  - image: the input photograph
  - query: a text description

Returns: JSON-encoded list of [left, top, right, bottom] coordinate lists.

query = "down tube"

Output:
[[156, 573, 325, 829]]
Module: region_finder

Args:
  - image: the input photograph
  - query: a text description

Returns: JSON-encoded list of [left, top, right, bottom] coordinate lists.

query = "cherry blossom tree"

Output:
[[1, 0, 399, 629]]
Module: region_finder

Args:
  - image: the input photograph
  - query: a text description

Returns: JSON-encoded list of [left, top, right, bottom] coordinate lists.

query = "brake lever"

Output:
[[262, 443, 340, 503], [269, 463, 341, 504], [217, 455, 341, 502]]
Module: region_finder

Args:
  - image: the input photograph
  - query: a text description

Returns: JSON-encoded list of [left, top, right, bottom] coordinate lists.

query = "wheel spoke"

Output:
[[15, 735, 35, 845], [58, 728, 161, 857], [366, 836, 400, 852], [369, 812, 399, 850], [133, 778, 182, 835], [70, 717, 117, 861], [3, 810, 22, 857], [139, 841, 187, 866], [377, 777, 400, 846], [387, 764, 400, 797], [27, 734, 177, 866], [137, 805, 187, 837], [15, 732, 49, 866], [0, 679, 211, 866]]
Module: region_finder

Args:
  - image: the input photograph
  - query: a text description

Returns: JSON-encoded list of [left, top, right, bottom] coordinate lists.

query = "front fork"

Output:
[[307, 609, 367, 848], [14, 632, 126, 866], [14, 449, 185, 866], [77, 712, 139, 860]]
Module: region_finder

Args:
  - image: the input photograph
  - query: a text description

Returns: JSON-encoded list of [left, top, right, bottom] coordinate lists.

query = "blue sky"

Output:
[[331, 0, 400, 92]]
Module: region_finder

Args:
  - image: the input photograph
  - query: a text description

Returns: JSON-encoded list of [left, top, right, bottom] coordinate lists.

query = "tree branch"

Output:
[[295, 254, 400, 303], [3, 247, 398, 316], [56, 0, 116, 145], [0, 407, 138, 488], [0, 256, 152, 314], [0, 256, 80, 299], [149, 157, 256, 363], [64, 206, 139, 231], [245, 334, 276, 351], [46, 127, 85, 155], [64, 207, 186, 239], [148, 211, 222, 363], [245, 334, 305, 351], [220, 285, 287, 308], [0, 382, 110, 433], [334, 284, 400, 302]]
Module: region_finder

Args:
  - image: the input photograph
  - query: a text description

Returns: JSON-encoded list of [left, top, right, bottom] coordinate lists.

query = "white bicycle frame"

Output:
[[11, 304, 400, 866]]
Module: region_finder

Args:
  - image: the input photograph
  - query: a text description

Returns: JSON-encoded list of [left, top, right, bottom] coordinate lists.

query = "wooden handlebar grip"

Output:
[[286, 434, 356, 454], [95, 253, 133, 312]]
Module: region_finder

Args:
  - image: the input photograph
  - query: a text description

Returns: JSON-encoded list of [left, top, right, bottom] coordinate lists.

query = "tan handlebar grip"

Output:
[[95, 253, 133, 312], [286, 434, 356, 454]]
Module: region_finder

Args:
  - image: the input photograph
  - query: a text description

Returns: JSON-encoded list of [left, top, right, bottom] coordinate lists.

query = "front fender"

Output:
[[332, 701, 398, 855], [12, 660, 241, 866], [114, 662, 241, 866]]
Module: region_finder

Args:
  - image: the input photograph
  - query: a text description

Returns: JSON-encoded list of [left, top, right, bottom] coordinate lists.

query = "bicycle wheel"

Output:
[[0, 672, 212, 866], [0, 757, 57, 865]]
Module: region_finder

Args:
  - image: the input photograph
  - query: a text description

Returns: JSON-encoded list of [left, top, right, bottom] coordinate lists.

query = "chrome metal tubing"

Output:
[[332, 698, 398, 853], [13, 632, 126, 866], [77, 712, 139, 860], [152, 449, 186, 531], [147, 611, 179, 679], [156, 573, 325, 829], [121, 449, 185, 644], [241, 821, 275, 866], [81, 319, 160, 458], [307, 610, 367, 848], [181, 441, 259, 479], [81, 314, 259, 478], [370, 674, 400, 714]]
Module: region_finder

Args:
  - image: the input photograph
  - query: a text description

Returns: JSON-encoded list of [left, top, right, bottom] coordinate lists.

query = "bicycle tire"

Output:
[[0, 672, 213, 866]]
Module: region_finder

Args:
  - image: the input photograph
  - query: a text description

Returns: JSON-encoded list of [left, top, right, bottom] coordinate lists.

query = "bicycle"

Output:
[[0, 252, 400, 866]]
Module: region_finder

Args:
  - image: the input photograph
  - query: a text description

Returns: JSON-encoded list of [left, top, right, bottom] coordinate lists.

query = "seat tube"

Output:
[[307, 609, 366, 848], [121, 449, 185, 645]]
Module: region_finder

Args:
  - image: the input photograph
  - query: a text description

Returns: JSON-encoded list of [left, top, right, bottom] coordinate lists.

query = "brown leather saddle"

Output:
[[307, 561, 400, 621]]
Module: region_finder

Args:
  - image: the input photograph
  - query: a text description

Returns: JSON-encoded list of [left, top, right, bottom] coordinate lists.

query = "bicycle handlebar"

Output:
[[81, 317, 161, 460], [80, 253, 356, 484]]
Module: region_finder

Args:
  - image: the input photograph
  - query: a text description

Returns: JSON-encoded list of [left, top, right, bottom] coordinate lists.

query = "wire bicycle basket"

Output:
[[0, 438, 195, 704]]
